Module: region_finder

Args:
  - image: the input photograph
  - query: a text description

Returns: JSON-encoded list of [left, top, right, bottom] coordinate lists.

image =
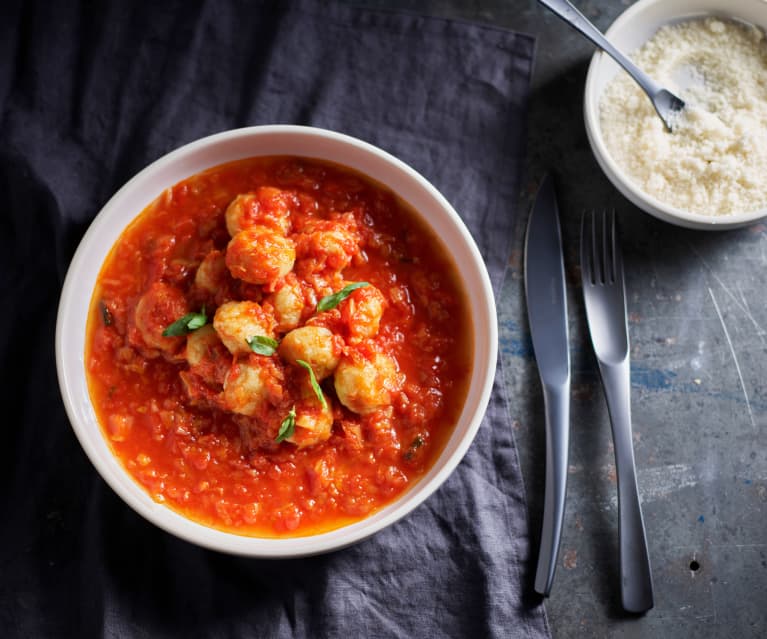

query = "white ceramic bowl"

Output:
[[584, 0, 767, 230], [55, 125, 497, 557]]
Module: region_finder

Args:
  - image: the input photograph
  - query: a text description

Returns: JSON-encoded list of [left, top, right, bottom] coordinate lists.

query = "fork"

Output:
[[537, 0, 684, 131], [581, 210, 654, 613]]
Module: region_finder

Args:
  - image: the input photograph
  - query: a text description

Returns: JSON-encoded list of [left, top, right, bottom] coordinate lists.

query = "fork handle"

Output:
[[600, 360, 655, 613], [534, 381, 570, 596], [536, 0, 663, 97]]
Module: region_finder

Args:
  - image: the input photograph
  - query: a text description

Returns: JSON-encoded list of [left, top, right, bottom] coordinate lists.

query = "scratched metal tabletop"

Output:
[[353, 1, 767, 636]]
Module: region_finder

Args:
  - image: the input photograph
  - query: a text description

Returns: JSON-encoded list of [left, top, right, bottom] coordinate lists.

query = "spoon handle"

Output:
[[537, 0, 663, 97]]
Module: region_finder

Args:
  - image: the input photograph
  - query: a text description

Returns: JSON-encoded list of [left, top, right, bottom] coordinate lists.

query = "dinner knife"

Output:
[[524, 173, 571, 597]]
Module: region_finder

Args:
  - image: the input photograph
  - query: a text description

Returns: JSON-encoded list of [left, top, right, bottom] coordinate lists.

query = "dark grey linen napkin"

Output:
[[0, 1, 548, 637]]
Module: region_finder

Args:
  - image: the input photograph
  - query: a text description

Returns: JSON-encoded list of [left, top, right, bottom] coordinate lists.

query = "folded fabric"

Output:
[[0, 1, 548, 637]]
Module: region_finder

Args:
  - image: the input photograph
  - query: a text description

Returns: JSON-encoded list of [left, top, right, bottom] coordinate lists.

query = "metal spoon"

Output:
[[538, 0, 685, 131]]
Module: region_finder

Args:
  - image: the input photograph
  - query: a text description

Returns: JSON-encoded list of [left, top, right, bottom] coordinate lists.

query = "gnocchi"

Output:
[[213, 301, 275, 356], [226, 226, 296, 287], [341, 284, 386, 343], [288, 392, 334, 449], [225, 187, 294, 237], [295, 217, 360, 273], [268, 276, 305, 332], [334, 351, 401, 415], [278, 326, 341, 381], [194, 249, 228, 294], [132, 281, 189, 354], [221, 357, 283, 417]]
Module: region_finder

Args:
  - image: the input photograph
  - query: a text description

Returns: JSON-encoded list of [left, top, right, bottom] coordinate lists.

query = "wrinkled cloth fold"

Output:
[[0, 1, 548, 637]]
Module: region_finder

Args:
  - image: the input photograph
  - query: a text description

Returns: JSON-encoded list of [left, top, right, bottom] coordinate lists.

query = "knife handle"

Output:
[[534, 381, 570, 596]]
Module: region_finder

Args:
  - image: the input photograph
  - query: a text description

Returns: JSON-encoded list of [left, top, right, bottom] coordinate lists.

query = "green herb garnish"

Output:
[[275, 407, 296, 443], [100, 301, 113, 326], [317, 282, 369, 312], [162, 306, 207, 337], [296, 359, 327, 409], [403, 435, 425, 461], [246, 335, 279, 356]]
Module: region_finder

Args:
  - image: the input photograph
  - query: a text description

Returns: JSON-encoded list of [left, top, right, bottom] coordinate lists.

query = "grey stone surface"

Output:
[[352, 1, 767, 636]]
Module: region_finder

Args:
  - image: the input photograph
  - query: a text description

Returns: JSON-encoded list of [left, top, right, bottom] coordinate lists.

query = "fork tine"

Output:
[[601, 209, 612, 285], [592, 209, 603, 284], [582, 210, 625, 287], [607, 209, 614, 284], [581, 210, 600, 286], [580, 210, 593, 285], [605, 209, 622, 285]]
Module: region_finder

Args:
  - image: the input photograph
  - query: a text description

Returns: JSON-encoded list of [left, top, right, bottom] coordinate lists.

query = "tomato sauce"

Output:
[[86, 157, 472, 537]]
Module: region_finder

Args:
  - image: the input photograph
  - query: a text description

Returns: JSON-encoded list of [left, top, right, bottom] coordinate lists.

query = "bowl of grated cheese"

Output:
[[584, 0, 767, 229]]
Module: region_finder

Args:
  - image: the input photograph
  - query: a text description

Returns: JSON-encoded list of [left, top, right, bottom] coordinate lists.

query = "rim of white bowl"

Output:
[[55, 124, 498, 557], [583, 0, 767, 230]]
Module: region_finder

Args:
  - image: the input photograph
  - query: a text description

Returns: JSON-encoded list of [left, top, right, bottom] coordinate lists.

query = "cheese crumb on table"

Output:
[[600, 17, 767, 216]]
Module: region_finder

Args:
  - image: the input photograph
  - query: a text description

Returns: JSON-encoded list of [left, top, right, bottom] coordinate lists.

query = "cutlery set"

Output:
[[524, 175, 654, 613]]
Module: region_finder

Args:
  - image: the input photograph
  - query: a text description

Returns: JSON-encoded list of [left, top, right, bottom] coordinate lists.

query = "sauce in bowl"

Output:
[[86, 156, 472, 537]]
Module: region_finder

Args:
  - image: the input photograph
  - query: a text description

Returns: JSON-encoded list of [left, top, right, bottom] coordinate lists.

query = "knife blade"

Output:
[[524, 173, 571, 597]]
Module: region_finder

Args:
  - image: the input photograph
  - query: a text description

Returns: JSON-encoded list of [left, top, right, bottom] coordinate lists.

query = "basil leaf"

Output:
[[162, 306, 207, 337], [186, 306, 207, 331], [296, 359, 327, 409], [100, 301, 113, 327], [275, 407, 296, 443], [403, 435, 425, 461], [317, 282, 369, 312], [247, 335, 279, 356]]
